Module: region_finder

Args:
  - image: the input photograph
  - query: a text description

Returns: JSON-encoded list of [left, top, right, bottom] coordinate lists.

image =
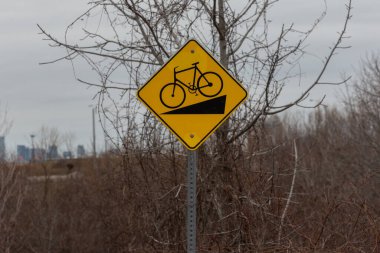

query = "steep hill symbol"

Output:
[[163, 95, 226, 114]]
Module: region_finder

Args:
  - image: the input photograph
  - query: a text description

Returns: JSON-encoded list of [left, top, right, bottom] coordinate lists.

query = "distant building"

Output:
[[47, 145, 59, 160], [63, 151, 73, 159], [77, 145, 85, 158], [17, 145, 31, 162], [0, 136, 5, 160], [34, 148, 46, 161]]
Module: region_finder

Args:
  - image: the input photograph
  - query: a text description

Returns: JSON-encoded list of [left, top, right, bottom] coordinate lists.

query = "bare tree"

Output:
[[349, 54, 380, 153], [0, 103, 12, 137], [38, 0, 352, 153], [35, 126, 61, 150], [345, 54, 380, 193], [62, 131, 76, 156]]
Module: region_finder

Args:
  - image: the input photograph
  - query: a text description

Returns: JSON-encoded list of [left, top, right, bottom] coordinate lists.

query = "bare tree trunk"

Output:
[[215, 0, 230, 161], [211, 0, 237, 226]]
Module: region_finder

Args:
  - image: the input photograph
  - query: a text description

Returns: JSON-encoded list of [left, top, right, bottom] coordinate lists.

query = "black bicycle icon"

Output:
[[159, 62, 223, 108]]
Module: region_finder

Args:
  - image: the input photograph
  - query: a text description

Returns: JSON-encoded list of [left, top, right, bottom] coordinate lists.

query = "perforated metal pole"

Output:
[[187, 150, 197, 253]]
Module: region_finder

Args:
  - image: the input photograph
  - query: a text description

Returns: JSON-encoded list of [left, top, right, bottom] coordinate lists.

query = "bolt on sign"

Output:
[[137, 39, 247, 150]]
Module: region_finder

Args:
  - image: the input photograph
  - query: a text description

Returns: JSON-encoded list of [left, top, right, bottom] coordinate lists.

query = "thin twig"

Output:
[[278, 139, 298, 244]]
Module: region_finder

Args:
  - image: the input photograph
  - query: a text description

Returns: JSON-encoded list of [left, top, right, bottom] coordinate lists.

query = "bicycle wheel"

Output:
[[160, 83, 186, 108], [197, 72, 223, 97]]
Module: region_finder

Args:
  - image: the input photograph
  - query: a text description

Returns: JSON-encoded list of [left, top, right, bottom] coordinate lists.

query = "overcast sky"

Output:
[[1, 0, 380, 154]]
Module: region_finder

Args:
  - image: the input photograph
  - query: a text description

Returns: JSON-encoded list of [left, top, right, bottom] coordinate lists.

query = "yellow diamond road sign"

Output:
[[137, 39, 247, 150]]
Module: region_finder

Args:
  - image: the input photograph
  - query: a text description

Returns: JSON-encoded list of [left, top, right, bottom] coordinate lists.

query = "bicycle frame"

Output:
[[173, 63, 204, 90], [159, 62, 224, 108]]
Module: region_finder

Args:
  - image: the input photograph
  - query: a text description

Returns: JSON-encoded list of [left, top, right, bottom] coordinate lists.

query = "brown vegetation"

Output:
[[1, 95, 379, 252]]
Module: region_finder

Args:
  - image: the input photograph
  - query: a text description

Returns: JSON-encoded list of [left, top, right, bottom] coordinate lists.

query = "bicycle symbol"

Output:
[[159, 62, 223, 108]]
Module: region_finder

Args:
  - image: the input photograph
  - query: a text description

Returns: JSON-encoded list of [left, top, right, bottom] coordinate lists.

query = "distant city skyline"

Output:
[[3, 119, 107, 156], [0, 134, 90, 162], [16, 141, 87, 163], [4, 119, 105, 155]]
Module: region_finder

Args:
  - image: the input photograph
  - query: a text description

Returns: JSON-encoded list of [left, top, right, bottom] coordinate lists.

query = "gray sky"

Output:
[[1, 0, 96, 153], [1, 0, 380, 153]]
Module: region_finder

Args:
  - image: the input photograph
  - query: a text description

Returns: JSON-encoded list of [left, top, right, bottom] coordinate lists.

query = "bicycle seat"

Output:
[[192, 62, 199, 65]]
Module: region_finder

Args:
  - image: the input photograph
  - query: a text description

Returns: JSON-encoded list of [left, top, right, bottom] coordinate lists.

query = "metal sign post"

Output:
[[187, 150, 197, 253]]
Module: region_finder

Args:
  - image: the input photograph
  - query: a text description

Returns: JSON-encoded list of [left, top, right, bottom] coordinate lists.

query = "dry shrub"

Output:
[[0, 162, 25, 252]]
